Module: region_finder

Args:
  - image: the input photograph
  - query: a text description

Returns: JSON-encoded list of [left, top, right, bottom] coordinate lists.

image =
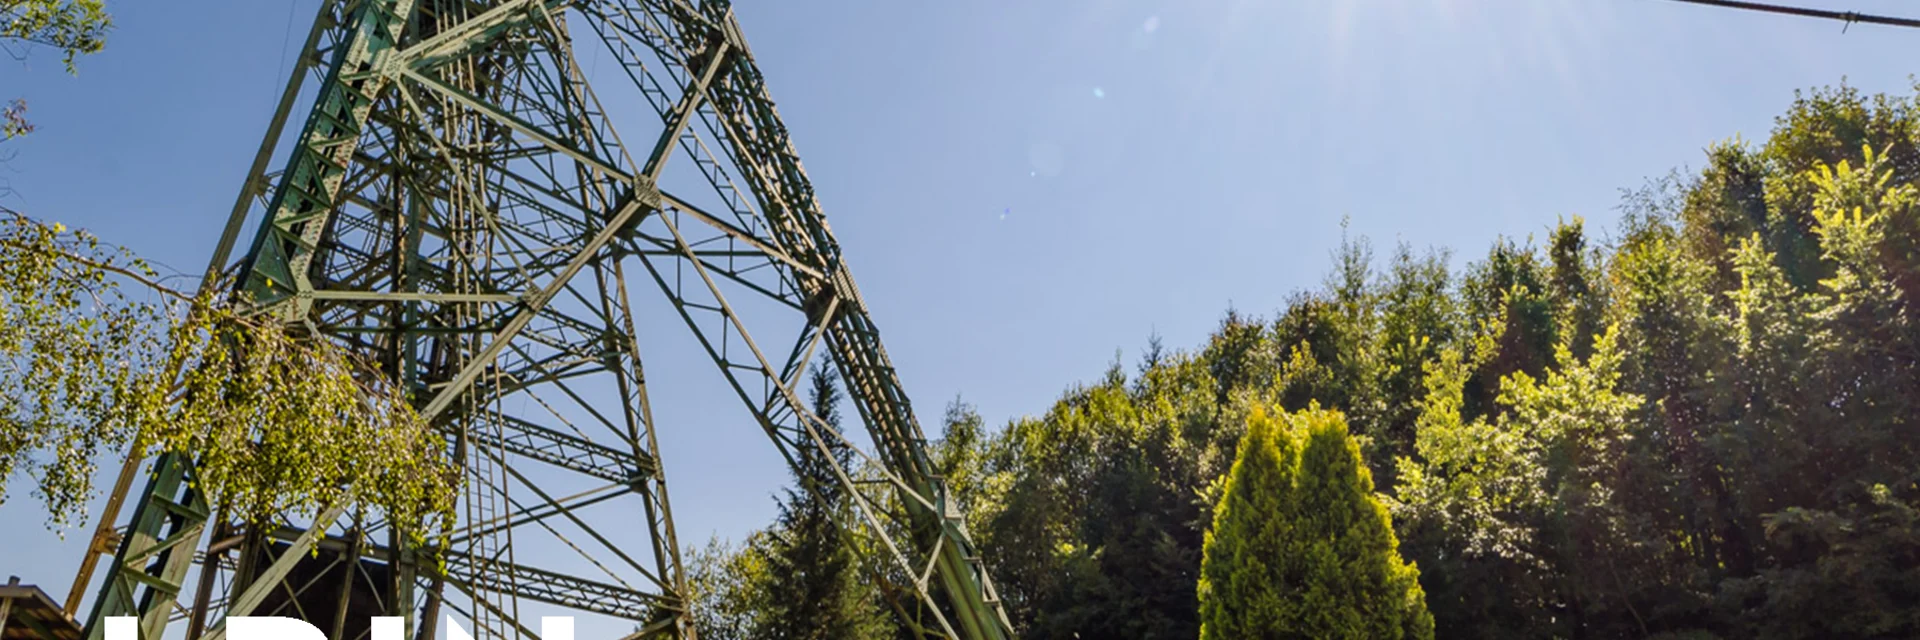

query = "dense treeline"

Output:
[[689, 83, 1920, 639]]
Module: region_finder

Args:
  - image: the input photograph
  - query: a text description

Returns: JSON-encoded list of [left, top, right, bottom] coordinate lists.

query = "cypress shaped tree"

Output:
[[1198, 407, 1298, 639], [1292, 410, 1433, 639], [1199, 407, 1433, 639]]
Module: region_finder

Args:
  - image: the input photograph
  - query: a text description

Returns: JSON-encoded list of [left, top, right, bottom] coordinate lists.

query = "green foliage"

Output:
[[755, 365, 893, 640], [1274, 228, 1385, 422], [1292, 410, 1432, 639], [0, 211, 162, 527], [678, 535, 775, 640], [0, 210, 456, 540], [687, 82, 1920, 639], [1373, 244, 1459, 483], [1, 0, 111, 72], [1197, 407, 1298, 639], [1701, 142, 1920, 639], [1461, 236, 1558, 422], [1732, 481, 1920, 638], [665, 367, 894, 640], [1387, 84, 1920, 638], [2, 0, 111, 153], [1547, 217, 1607, 359], [968, 355, 1221, 639], [1202, 307, 1274, 403], [1199, 407, 1432, 639], [146, 298, 457, 538]]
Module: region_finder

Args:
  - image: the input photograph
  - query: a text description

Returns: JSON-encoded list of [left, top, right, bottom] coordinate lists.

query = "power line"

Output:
[[1662, 0, 1920, 29]]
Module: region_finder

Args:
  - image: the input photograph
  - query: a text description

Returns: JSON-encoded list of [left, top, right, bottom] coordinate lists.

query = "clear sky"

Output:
[[4, 0, 1920, 625]]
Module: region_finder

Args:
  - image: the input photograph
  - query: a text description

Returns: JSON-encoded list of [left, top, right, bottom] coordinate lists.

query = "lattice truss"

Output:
[[70, 1, 1013, 639]]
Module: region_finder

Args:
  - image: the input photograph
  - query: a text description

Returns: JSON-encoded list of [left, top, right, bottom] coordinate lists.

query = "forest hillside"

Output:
[[690, 83, 1920, 640]]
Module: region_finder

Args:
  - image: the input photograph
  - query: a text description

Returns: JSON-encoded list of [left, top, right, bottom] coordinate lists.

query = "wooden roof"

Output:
[[0, 584, 82, 640]]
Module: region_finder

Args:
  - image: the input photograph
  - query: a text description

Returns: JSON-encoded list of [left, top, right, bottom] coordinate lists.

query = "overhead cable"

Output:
[[1663, 0, 1920, 29]]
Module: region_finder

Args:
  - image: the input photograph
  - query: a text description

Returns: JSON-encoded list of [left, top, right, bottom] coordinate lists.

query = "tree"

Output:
[[1199, 406, 1432, 639], [0, 210, 457, 539], [1391, 337, 1567, 639], [1, 0, 109, 70], [1292, 409, 1433, 639], [1711, 145, 1920, 639], [1197, 407, 1298, 639], [1460, 237, 1557, 423], [2, 0, 111, 152], [754, 364, 891, 639], [1272, 229, 1383, 425], [1547, 217, 1607, 360], [973, 363, 1206, 639], [672, 535, 774, 640], [1202, 306, 1274, 404], [1373, 243, 1459, 487]]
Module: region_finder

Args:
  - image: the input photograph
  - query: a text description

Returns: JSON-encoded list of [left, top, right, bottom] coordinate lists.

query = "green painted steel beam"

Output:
[[239, 0, 420, 314], [81, 453, 206, 640]]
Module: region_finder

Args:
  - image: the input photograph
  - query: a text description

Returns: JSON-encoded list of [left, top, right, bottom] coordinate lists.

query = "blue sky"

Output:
[[4, 0, 1920, 624]]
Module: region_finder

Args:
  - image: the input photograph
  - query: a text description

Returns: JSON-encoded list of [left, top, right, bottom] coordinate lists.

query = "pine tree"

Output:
[[756, 364, 891, 640]]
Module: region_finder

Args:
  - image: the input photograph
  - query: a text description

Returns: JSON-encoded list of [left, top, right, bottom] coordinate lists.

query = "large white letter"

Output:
[[104, 617, 136, 640], [227, 617, 326, 640], [439, 615, 570, 640], [439, 615, 569, 640], [371, 616, 406, 640], [541, 616, 573, 640]]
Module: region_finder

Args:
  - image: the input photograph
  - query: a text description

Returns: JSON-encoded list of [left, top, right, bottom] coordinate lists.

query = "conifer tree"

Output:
[[756, 364, 891, 639], [1199, 407, 1433, 639], [1292, 410, 1433, 639], [1197, 407, 1298, 639]]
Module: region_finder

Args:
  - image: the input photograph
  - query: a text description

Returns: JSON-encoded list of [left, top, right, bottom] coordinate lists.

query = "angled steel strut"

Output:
[[69, 1, 1014, 638]]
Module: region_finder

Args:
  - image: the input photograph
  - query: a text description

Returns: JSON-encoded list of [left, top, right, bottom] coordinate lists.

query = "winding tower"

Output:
[[62, 1, 1012, 638]]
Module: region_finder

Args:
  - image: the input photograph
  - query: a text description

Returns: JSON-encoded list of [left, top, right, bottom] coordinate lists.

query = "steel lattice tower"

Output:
[[62, 1, 1013, 638]]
